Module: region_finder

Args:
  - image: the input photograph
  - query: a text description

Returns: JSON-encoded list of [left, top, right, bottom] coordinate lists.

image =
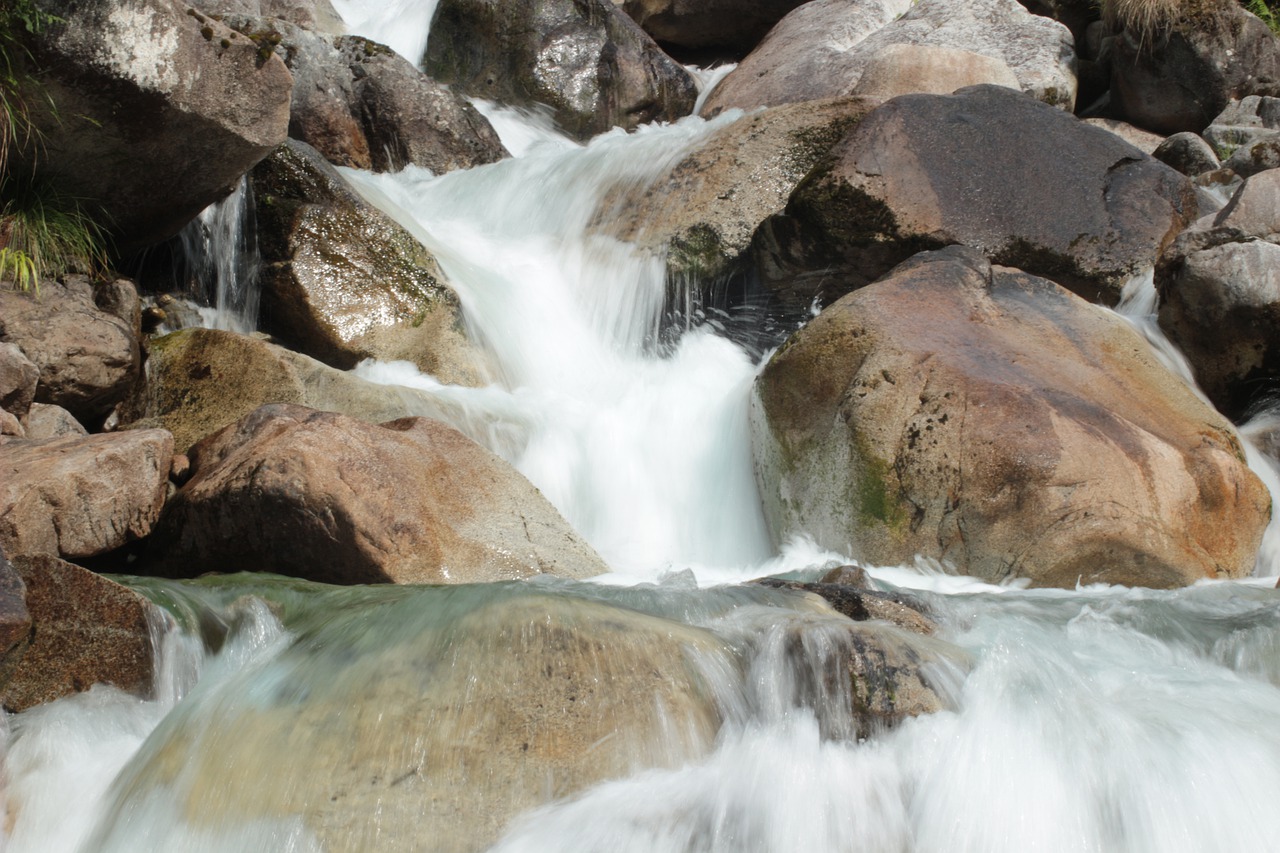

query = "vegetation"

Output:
[[0, 0, 108, 292], [1103, 0, 1280, 37], [1247, 0, 1280, 32]]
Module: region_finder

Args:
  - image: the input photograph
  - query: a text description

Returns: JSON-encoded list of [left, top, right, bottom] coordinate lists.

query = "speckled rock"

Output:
[[754, 573, 937, 635], [2, 554, 162, 712], [142, 404, 609, 583], [194, 0, 344, 32], [1154, 131, 1221, 176], [752, 246, 1269, 588], [250, 140, 488, 382], [704, 0, 1076, 115], [0, 430, 174, 561], [17, 0, 291, 252], [754, 85, 1198, 309], [425, 0, 697, 140], [851, 43, 1022, 102], [23, 403, 87, 440]]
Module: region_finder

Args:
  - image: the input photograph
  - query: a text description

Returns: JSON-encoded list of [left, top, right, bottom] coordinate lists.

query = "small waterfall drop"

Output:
[[176, 177, 262, 334]]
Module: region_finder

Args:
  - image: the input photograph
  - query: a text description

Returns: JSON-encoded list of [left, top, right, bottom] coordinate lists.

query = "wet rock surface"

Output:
[[754, 85, 1198, 309], [753, 246, 1269, 588], [142, 404, 608, 584]]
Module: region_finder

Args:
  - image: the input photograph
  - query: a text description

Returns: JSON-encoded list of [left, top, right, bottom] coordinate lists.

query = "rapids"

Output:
[[4, 5, 1280, 853]]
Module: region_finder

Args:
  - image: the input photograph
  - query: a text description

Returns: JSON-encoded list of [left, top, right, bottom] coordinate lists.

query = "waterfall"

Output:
[[175, 177, 263, 334]]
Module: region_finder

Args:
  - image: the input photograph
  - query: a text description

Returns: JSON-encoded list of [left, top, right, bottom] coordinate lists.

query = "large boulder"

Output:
[[616, 0, 809, 55], [87, 590, 730, 852], [424, 0, 697, 141], [119, 327, 475, 453], [0, 275, 141, 426], [596, 97, 876, 291], [251, 140, 488, 382], [0, 430, 174, 562], [1108, 0, 1280, 134], [227, 19, 507, 173], [752, 246, 1269, 588], [703, 0, 1076, 115], [18, 0, 292, 253], [142, 404, 609, 583], [1157, 169, 1280, 421], [754, 85, 1199, 309], [2, 554, 163, 713]]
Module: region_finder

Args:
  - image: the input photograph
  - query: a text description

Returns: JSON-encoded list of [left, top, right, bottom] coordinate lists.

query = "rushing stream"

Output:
[[5, 6, 1280, 853]]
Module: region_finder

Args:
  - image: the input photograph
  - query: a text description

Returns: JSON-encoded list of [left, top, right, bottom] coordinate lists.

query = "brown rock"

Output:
[[755, 85, 1198, 309], [754, 575, 936, 635], [851, 43, 1022, 102], [18, 0, 292, 253], [143, 404, 607, 584], [0, 430, 174, 561], [23, 403, 87, 440], [0, 411, 22, 438], [2, 555, 161, 712], [251, 140, 488, 382], [753, 246, 1270, 588], [0, 343, 39, 421], [0, 276, 141, 425]]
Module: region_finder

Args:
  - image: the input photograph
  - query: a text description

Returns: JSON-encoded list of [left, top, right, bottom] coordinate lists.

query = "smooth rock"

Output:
[[143, 404, 608, 583], [18, 0, 292, 253], [852, 43, 1022, 102], [1109, 1, 1280, 134], [23, 403, 87, 440], [1153, 131, 1222, 176], [2, 554, 162, 713], [96, 591, 729, 852], [704, 0, 1075, 115], [754, 575, 937, 635], [1157, 169, 1280, 419], [251, 140, 487, 382], [617, 0, 809, 54], [1223, 138, 1280, 178], [752, 246, 1269, 588], [0, 411, 22, 438], [754, 85, 1198, 308], [0, 276, 141, 425], [425, 0, 697, 140], [119, 327, 473, 453], [0, 343, 39, 421], [194, 0, 344, 32], [0, 430, 174, 561], [1083, 117, 1165, 154]]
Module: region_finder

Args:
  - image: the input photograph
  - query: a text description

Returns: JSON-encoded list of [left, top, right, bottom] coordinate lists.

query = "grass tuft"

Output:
[[0, 175, 108, 292]]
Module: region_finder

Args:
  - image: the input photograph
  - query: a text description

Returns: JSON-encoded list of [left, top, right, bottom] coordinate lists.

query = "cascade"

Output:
[[175, 177, 262, 334], [4, 3, 1280, 852]]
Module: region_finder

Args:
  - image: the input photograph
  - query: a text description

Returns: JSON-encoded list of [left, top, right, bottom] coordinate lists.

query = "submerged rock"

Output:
[[703, 0, 1075, 115], [425, 0, 697, 140], [754, 85, 1198, 309], [250, 140, 488, 382], [91, 590, 729, 851], [1, 555, 163, 712], [143, 404, 608, 583], [18, 0, 292, 253], [752, 246, 1269, 588], [1157, 169, 1280, 420], [0, 430, 174, 562]]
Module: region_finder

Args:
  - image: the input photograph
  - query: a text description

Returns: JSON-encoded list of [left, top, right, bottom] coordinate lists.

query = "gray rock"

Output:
[[0, 411, 22, 438], [425, 0, 697, 141], [0, 430, 174, 561], [752, 246, 1269, 588], [618, 0, 809, 54], [1154, 132, 1222, 176], [250, 140, 489, 382], [704, 0, 1076, 115], [1223, 138, 1280, 178], [0, 343, 39, 422], [1083, 118, 1165, 154], [16, 0, 292, 253], [0, 551, 31, 698], [143, 404, 609, 584], [753, 85, 1199, 309]]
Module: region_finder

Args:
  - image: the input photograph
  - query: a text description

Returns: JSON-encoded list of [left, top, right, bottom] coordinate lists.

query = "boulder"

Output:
[[0, 552, 32, 696], [754, 85, 1198, 309], [424, 0, 697, 141], [1153, 131, 1221, 176], [142, 404, 608, 583], [194, 0, 344, 32], [119, 327, 474, 453], [1083, 117, 1165, 154], [1202, 96, 1280, 159], [250, 140, 488, 382], [0, 411, 22, 438], [703, 0, 1075, 115], [23, 403, 87, 440], [1157, 169, 1280, 420], [0, 276, 141, 425], [88, 591, 730, 852], [1108, 0, 1280, 134], [2, 554, 162, 713], [851, 43, 1022, 102], [0, 429, 174, 561], [617, 0, 809, 54], [226, 19, 507, 173], [1223, 137, 1280, 178], [752, 246, 1269, 588], [754, 572, 937, 634], [596, 97, 876, 290], [0, 343, 39, 422], [17, 0, 292, 253]]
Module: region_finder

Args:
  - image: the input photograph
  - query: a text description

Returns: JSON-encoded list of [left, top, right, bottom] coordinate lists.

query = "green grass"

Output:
[[1246, 0, 1280, 32], [0, 175, 107, 292]]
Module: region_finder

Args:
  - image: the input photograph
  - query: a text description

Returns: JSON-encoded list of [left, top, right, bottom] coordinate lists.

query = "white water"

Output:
[[176, 177, 262, 334]]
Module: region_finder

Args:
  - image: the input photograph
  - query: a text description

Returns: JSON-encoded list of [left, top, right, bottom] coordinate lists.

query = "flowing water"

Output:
[[6, 5, 1280, 852], [174, 177, 263, 334]]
